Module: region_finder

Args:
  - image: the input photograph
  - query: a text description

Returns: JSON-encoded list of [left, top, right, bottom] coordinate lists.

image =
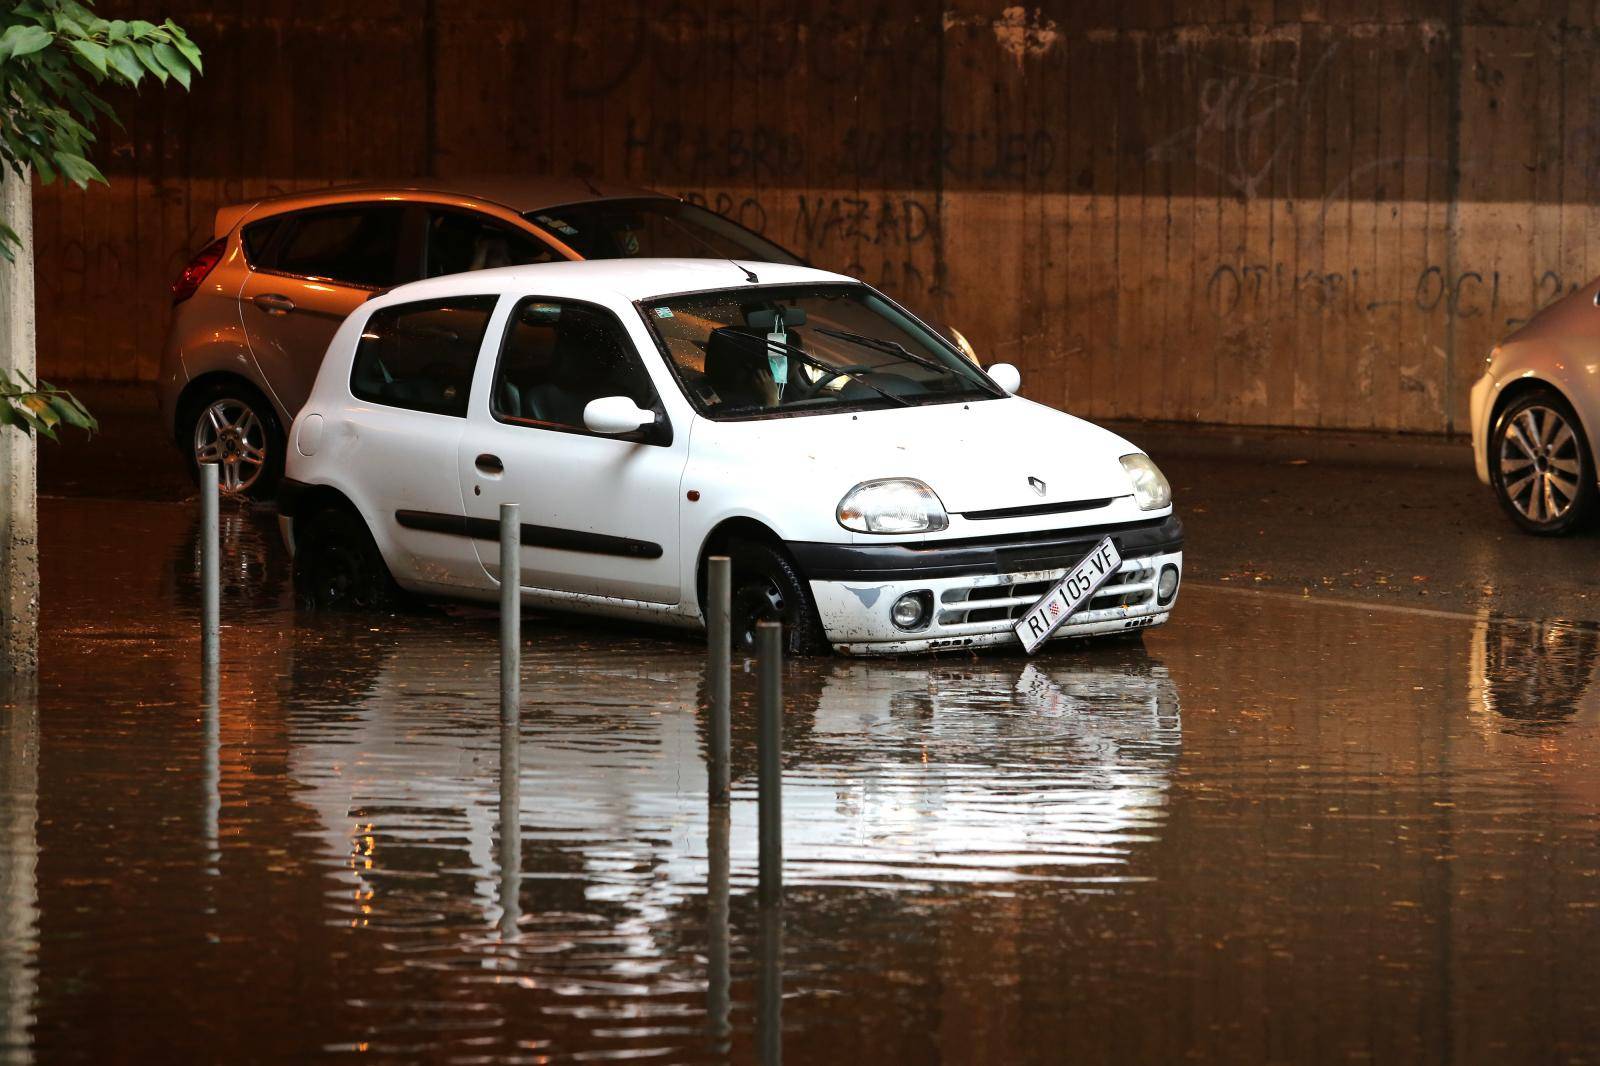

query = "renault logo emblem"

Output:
[[1028, 476, 1046, 496]]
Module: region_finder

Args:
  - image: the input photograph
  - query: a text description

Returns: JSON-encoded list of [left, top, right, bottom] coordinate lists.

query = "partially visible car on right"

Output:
[[1472, 282, 1600, 535]]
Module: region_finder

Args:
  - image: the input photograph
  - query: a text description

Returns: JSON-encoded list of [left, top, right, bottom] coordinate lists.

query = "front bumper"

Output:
[[792, 515, 1183, 655], [1469, 370, 1493, 485]]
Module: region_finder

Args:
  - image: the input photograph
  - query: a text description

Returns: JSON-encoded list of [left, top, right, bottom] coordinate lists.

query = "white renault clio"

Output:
[[278, 259, 1183, 655]]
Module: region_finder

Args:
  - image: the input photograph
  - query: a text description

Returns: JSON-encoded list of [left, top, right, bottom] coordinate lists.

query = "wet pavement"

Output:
[[4, 495, 1600, 1063]]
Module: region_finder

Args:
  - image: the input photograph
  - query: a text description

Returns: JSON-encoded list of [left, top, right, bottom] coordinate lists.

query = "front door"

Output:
[[239, 204, 409, 417], [457, 297, 686, 604]]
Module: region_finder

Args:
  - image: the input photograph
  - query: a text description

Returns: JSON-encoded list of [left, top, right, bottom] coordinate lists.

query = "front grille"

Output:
[[937, 557, 1158, 627]]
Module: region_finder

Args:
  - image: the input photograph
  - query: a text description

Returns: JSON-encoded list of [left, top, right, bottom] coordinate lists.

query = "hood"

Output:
[[707, 396, 1142, 515]]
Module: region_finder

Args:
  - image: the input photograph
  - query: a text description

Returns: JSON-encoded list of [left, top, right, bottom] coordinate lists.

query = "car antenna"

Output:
[[732, 259, 759, 284]]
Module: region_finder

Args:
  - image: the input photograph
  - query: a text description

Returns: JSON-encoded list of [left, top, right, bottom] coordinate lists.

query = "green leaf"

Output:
[[0, 24, 53, 60], [46, 393, 96, 432], [52, 151, 101, 186], [170, 30, 202, 74], [131, 40, 166, 83], [106, 20, 128, 42], [69, 38, 107, 77], [105, 41, 142, 85], [151, 41, 190, 90]]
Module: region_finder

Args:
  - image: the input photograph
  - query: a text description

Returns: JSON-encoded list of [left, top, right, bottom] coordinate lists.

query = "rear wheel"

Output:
[[181, 380, 284, 499], [294, 505, 400, 611], [1490, 388, 1596, 535], [727, 539, 829, 656]]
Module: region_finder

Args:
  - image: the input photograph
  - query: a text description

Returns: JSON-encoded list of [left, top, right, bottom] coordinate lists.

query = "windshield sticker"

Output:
[[653, 307, 674, 318], [536, 214, 579, 236]]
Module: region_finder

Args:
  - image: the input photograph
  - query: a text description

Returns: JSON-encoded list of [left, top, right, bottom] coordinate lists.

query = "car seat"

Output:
[[704, 327, 780, 409]]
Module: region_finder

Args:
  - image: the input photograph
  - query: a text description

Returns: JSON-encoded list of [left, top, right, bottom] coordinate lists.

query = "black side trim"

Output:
[[395, 509, 663, 560], [277, 477, 311, 518], [957, 496, 1122, 521], [788, 514, 1184, 582]]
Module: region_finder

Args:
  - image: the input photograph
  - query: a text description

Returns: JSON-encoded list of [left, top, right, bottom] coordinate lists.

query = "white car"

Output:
[[278, 258, 1183, 655]]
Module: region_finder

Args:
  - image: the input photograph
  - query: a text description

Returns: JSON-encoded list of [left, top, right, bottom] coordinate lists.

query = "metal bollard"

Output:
[[706, 556, 731, 805], [706, 803, 731, 1053], [756, 620, 783, 906], [758, 890, 783, 1066], [500, 503, 520, 717], [498, 503, 522, 937], [200, 462, 220, 665], [498, 714, 522, 937]]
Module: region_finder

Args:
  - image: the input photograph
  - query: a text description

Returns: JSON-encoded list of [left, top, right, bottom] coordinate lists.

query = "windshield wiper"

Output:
[[711, 330, 913, 408], [812, 326, 954, 376]]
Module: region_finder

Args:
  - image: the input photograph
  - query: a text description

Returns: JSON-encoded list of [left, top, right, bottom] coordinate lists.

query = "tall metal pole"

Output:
[[705, 803, 731, 1054], [758, 887, 783, 1066], [200, 462, 220, 667], [498, 713, 521, 937], [499, 503, 521, 936], [499, 503, 519, 716], [756, 620, 783, 906], [706, 556, 731, 805]]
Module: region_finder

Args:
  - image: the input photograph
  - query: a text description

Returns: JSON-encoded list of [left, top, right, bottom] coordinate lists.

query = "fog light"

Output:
[[891, 591, 932, 631], [1157, 565, 1180, 605]]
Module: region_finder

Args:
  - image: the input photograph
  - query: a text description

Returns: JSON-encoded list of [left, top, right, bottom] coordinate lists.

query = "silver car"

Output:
[[1472, 281, 1600, 534], [160, 177, 805, 497]]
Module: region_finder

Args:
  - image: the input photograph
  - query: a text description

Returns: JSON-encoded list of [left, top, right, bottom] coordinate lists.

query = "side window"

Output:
[[491, 298, 655, 431], [273, 206, 405, 287], [426, 211, 560, 278], [349, 295, 498, 417], [240, 216, 285, 266]]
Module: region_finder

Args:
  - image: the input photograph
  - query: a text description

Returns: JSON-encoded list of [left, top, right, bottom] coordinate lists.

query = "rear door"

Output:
[[239, 204, 409, 418]]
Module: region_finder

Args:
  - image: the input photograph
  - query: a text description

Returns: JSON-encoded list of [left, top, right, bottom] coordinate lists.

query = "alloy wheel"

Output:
[[194, 398, 269, 494], [1499, 404, 1584, 524]]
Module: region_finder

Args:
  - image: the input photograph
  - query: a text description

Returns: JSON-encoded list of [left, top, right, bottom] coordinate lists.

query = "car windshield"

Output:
[[524, 198, 803, 265], [641, 283, 1001, 419]]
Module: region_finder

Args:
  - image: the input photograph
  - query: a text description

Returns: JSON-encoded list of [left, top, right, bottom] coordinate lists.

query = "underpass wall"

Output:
[[31, 1, 1597, 434]]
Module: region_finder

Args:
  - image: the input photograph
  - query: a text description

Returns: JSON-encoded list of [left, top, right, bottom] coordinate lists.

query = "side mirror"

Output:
[[987, 363, 1022, 395], [583, 396, 656, 435]]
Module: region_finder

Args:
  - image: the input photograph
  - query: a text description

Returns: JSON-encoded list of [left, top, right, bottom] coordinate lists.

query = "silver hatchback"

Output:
[[159, 176, 804, 497]]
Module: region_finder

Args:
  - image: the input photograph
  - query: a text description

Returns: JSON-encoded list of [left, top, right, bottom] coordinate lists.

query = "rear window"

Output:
[[272, 206, 405, 288], [349, 295, 498, 417]]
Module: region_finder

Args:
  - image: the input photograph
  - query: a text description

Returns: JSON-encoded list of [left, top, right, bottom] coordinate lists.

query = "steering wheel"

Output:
[[787, 364, 852, 401]]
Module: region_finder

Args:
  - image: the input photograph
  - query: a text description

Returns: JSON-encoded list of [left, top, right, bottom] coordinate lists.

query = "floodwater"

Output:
[[3, 498, 1600, 1063]]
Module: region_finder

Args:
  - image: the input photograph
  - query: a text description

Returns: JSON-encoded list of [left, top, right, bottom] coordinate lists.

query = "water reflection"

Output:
[[282, 631, 1184, 928], [0, 680, 38, 1066], [1472, 612, 1600, 735]]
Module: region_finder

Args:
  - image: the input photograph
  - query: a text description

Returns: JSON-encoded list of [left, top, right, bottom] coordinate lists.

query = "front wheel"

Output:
[[1490, 389, 1596, 535], [293, 506, 401, 611], [727, 540, 829, 656]]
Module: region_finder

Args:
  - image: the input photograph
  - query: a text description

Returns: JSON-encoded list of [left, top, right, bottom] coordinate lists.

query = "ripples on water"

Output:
[[4, 500, 1600, 1062]]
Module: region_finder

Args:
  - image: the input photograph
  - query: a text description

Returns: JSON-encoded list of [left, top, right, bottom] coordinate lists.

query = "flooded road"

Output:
[[4, 498, 1600, 1063]]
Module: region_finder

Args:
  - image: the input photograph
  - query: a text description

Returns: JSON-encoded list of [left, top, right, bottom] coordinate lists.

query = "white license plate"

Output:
[[1013, 536, 1123, 654]]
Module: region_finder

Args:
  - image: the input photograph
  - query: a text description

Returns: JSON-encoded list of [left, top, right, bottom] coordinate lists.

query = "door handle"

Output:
[[475, 453, 504, 475], [253, 293, 296, 314]]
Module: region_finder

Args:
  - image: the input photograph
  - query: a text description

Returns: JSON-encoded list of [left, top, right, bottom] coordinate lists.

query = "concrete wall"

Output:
[[32, 1, 1599, 434]]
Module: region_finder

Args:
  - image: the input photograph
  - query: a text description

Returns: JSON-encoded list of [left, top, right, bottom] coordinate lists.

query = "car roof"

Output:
[[219, 174, 670, 231], [371, 258, 858, 307]]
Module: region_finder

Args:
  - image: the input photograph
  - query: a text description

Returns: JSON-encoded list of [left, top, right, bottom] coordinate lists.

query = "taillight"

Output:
[[171, 237, 227, 305]]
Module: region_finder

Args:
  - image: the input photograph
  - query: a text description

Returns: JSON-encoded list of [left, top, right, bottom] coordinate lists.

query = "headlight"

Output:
[[1120, 454, 1171, 510], [837, 478, 949, 534]]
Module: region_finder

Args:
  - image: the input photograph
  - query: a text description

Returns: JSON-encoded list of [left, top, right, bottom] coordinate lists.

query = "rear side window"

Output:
[[425, 210, 560, 278], [240, 217, 285, 265], [350, 295, 498, 417], [273, 207, 405, 287]]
